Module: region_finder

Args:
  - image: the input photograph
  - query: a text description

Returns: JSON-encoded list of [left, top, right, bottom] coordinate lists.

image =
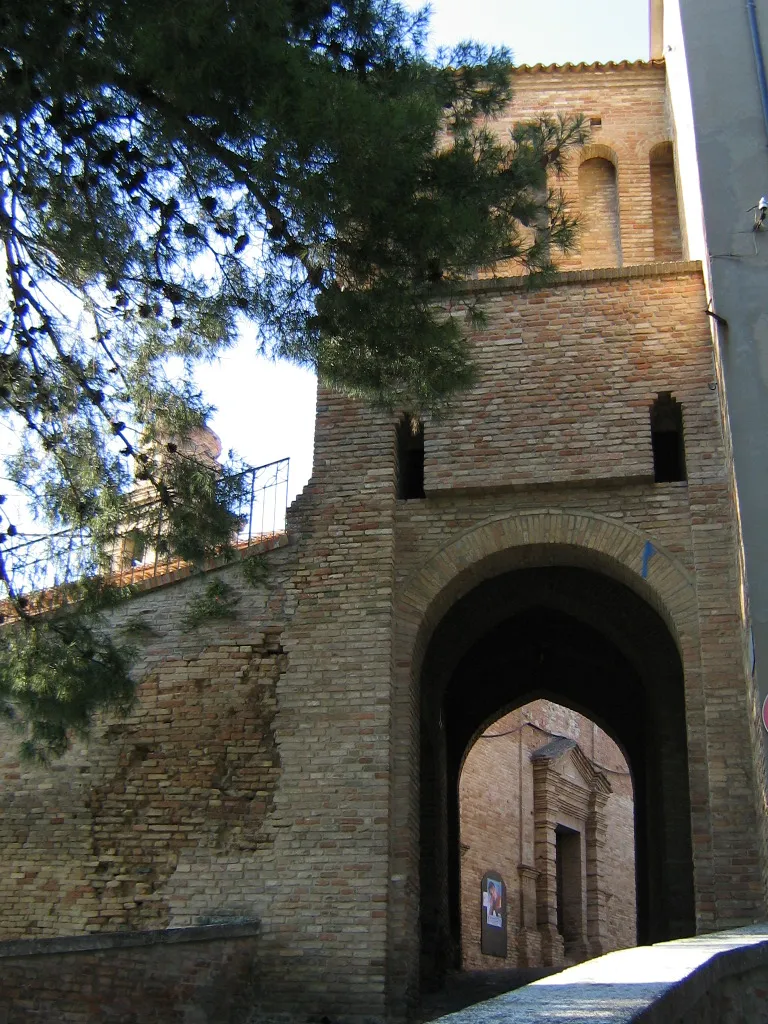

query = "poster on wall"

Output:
[[480, 872, 507, 958]]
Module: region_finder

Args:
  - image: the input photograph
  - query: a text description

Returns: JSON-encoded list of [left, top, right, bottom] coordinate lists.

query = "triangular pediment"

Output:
[[531, 735, 611, 794]]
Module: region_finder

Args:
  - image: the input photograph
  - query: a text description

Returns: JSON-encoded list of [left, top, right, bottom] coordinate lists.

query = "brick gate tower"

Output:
[[1, 23, 767, 1024]]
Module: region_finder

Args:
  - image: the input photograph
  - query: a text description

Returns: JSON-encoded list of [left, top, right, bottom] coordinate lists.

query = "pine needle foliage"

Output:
[[0, 0, 587, 755], [242, 552, 270, 588], [183, 578, 240, 631], [0, 610, 135, 762]]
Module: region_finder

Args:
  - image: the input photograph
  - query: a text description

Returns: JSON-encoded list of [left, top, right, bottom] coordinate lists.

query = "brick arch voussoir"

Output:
[[397, 509, 698, 676], [579, 142, 620, 170], [649, 139, 675, 164]]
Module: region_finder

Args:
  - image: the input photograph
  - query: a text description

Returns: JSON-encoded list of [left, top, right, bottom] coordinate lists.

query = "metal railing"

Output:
[[2, 458, 289, 605]]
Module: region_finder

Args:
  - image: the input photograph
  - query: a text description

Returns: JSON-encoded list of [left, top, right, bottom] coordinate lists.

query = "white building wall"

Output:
[[658, 0, 768, 901]]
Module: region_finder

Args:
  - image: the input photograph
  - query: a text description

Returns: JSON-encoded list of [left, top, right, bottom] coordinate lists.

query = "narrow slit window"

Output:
[[396, 415, 425, 499], [650, 392, 686, 482]]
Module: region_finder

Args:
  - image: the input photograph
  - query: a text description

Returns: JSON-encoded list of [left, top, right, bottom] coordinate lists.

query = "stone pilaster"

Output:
[[586, 791, 611, 957]]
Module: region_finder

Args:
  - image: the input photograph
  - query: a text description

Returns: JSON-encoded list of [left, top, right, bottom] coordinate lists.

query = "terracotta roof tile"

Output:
[[512, 58, 665, 73]]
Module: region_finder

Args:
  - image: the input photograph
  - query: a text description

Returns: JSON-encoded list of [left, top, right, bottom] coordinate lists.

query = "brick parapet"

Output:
[[428, 924, 768, 1024], [0, 924, 260, 1024], [0, 920, 259, 958]]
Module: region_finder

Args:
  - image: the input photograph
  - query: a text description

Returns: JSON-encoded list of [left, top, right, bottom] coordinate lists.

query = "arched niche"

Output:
[[578, 145, 622, 269], [650, 141, 683, 261]]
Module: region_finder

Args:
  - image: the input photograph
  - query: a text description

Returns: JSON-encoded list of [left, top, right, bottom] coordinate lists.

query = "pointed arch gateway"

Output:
[[388, 511, 708, 1006]]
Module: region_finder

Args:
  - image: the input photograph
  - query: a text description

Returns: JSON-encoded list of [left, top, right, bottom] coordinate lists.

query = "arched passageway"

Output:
[[418, 563, 695, 988]]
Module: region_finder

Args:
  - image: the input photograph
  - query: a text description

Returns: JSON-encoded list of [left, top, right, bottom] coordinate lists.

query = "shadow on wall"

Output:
[[650, 142, 684, 261]]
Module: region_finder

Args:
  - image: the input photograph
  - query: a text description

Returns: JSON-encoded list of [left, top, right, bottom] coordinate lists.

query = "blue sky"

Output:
[[405, 0, 649, 66], [197, 0, 650, 503]]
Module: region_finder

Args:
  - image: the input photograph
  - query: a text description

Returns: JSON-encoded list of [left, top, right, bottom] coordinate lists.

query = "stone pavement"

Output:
[[419, 925, 768, 1024], [416, 968, 557, 1021]]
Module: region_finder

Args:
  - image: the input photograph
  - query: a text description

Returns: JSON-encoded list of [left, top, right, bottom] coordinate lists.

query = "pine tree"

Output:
[[0, 0, 587, 756]]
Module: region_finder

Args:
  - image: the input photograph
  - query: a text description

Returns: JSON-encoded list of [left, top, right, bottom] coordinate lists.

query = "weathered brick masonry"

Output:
[[0, 549, 291, 940], [1, 59, 767, 1023]]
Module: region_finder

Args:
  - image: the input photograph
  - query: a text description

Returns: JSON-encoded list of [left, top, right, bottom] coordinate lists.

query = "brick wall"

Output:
[[488, 61, 675, 277], [0, 432, 400, 1024], [425, 266, 709, 492], [0, 551, 291, 939], [0, 924, 259, 1024]]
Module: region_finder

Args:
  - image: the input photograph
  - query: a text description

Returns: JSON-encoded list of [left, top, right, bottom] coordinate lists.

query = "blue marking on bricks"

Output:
[[641, 540, 655, 579]]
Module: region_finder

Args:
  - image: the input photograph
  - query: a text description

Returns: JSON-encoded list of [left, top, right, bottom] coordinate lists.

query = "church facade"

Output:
[[459, 701, 636, 972]]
